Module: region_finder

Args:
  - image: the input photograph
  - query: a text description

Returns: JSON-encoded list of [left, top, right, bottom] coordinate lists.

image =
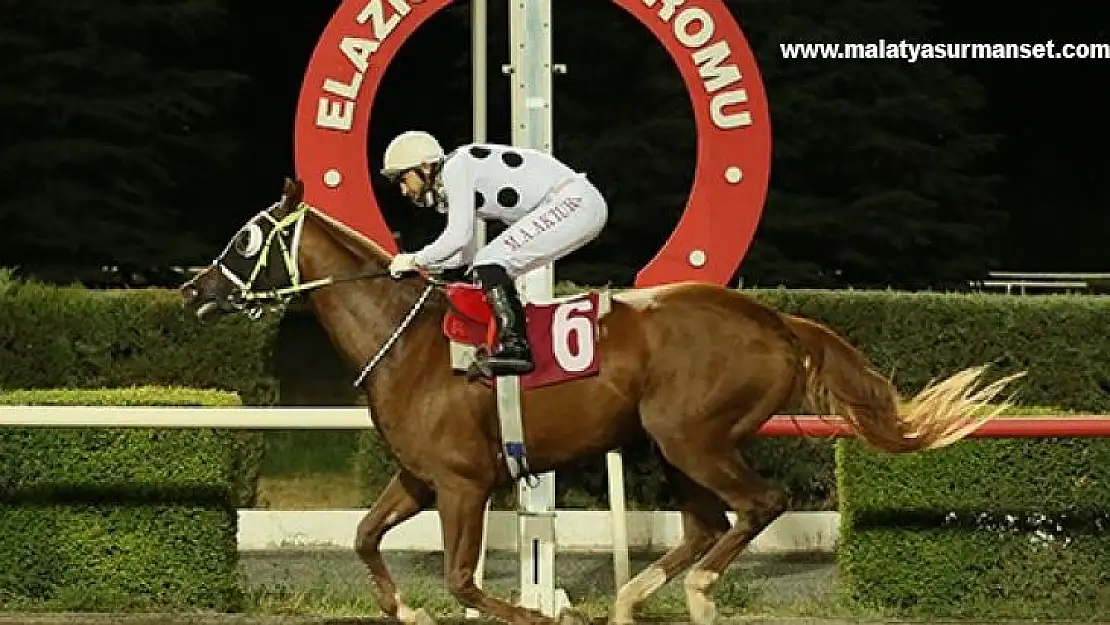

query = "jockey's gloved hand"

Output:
[[389, 253, 420, 277]]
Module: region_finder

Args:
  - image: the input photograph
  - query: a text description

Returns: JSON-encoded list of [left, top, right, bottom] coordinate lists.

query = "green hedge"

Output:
[[351, 288, 1109, 510], [0, 387, 243, 612], [0, 271, 282, 506], [837, 410, 1110, 618]]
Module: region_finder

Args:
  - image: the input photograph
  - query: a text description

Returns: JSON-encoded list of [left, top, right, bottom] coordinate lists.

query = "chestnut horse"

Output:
[[180, 179, 1021, 625]]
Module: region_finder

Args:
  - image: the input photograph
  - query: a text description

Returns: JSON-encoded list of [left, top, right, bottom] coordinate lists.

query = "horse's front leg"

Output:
[[355, 469, 434, 622]]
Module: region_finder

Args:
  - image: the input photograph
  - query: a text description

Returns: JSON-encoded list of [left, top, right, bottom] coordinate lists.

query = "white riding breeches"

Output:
[[472, 174, 607, 279]]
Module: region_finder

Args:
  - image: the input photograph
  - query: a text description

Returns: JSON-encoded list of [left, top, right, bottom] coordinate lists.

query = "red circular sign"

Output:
[[295, 0, 771, 287]]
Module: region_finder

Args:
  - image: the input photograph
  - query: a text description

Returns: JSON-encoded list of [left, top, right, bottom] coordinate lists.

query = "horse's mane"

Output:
[[304, 205, 450, 311], [306, 206, 394, 265]]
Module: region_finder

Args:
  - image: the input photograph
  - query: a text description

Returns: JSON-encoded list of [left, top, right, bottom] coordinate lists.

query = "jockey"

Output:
[[380, 130, 608, 376]]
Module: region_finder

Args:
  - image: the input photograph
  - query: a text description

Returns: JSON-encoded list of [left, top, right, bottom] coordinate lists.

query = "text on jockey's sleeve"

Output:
[[413, 143, 607, 280]]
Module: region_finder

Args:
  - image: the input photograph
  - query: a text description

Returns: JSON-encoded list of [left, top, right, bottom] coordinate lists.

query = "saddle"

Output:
[[441, 281, 610, 389]]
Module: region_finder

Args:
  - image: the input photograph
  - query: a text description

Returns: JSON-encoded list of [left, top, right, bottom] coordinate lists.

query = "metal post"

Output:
[[505, 0, 566, 617], [467, 0, 489, 619], [471, 0, 488, 250], [607, 450, 630, 590]]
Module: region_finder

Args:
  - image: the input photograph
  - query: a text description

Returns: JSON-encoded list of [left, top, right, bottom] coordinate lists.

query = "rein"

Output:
[[245, 266, 448, 387], [352, 279, 437, 387], [239, 267, 394, 316]]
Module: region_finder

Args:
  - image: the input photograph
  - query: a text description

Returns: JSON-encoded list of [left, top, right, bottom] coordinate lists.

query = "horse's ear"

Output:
[[282, 177, 304, 202], [276, 177, 305, 217]]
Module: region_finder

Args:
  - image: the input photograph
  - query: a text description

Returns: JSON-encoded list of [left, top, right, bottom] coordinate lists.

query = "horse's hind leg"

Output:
[[355, 469, 434, 623], [651, 429, 787, 625], [643, 395, 790, 625], [681, 455, 786, 624], [610, 454, 731, 624]]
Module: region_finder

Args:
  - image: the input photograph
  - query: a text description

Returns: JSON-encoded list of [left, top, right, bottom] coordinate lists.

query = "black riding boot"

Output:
[[473, 265, 534, 376]]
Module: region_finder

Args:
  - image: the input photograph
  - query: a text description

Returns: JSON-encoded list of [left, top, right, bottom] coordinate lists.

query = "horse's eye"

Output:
[[234, 224, 265, 257]]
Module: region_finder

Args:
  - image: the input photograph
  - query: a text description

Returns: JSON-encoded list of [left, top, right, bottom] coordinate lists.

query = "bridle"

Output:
[[199, 200, 451, 386], [207, 201, 410, 318]]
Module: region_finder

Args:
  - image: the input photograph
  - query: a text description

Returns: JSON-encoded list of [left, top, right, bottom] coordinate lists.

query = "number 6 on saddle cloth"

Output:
[[441, 282, 608, 390]]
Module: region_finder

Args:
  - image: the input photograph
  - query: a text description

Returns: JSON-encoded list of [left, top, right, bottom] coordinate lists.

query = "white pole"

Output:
[[468, 0, 489, 618], [471, 0, 488, 251], [506, 0, 565, 617], [606, 450, 630, 590]]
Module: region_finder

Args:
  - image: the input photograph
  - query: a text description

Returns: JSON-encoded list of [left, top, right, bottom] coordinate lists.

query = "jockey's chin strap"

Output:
[[415, 167, 441, 210], [404, 163, 447, 212]]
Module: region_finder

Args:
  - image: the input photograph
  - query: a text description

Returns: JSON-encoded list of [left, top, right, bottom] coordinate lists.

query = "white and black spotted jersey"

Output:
[[416, 143, 580, 266]]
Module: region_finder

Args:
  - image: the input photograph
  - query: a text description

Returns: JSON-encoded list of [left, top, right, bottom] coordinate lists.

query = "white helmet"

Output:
[[380, 130, 444, 179]]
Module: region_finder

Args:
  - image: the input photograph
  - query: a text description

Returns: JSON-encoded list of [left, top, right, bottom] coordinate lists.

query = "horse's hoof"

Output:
[[558, 607, 589, 625], [413, 608, 437, 625]]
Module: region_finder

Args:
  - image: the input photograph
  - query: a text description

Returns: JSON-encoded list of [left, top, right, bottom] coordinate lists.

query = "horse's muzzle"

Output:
[[180, 281, 223, 322], [180, 282, 200, 304]]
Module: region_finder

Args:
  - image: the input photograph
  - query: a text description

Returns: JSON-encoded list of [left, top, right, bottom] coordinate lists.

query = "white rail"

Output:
[[0, 406, 373, 428], [971, 271, 1110, 295], [236, 509, 838, 553]]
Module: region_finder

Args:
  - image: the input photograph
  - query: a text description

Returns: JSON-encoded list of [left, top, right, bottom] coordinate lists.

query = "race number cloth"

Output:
[[443, 282, 601, 390]]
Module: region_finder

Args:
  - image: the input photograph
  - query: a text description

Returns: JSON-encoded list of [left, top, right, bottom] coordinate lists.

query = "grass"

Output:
[[256, 431, 362, 509], [236, 541, 844, 620], [254, 474, 363, 509], [261, 431, 360, 477]]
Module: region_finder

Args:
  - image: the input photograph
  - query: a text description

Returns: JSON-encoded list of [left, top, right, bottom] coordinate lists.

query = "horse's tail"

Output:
[[780, 314, 1024, 453]]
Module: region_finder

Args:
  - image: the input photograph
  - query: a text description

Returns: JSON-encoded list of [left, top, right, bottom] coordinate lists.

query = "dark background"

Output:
[[0, 0, 1105, 289]]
